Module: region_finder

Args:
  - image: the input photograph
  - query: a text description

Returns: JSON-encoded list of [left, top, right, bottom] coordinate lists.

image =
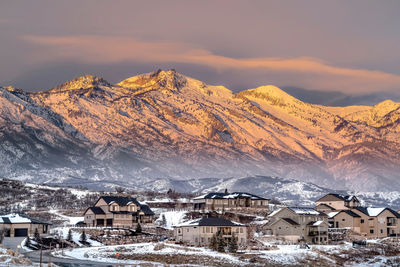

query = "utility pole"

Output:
[[39, 245, 42, 267]]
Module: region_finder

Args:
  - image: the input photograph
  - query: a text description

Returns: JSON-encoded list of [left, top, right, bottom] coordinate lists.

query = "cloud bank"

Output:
[[22, 35, 400, 93]]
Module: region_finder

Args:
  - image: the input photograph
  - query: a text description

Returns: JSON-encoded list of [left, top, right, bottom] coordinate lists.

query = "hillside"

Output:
[[1, 69, 400, 191]]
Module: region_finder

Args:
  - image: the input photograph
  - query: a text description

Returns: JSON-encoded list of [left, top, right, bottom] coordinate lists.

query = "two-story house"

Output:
[[351, 207, 400, 237], [83, 196, 154, 228], [267, 207, 329, 244], [315, 193, 360, 211], [193, 190, 269, 212], [173, 216, 247, 247]]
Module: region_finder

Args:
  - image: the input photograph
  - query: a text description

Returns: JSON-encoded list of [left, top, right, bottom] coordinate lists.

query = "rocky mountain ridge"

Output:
[[1, 69, 400, 191]]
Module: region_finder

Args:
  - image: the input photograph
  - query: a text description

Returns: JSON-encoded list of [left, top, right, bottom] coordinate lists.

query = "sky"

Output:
[[1, 0, 400, 96]]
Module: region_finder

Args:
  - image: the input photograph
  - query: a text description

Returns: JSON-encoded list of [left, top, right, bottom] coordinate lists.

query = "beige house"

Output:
[[83, 196, 154, 228], [174, 217, 248, 247], [0, 214, 51, 237], [351, 207, 400, 238], [328, 210, 362, 233], [267, 207, 329, 244], [193, 190, 269, 212], [315, 193, 360, 210]]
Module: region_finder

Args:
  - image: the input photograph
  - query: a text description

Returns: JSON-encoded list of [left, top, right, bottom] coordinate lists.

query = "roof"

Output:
[[307, 220, 328, 226], [175, 217, 245, 227], [315, 203, 336, 210], [193, 192, 269, 200], [86, 207, 105, 215], [354, 207, 400, 218], [288, 207, 322, 216], [268, 208, 282, 217], [99, 195, 141, 207], [0, 214, 51, 225], [281, 218, 299, 226], [140, 204, 155, 216], [316, 193, 358, 203]]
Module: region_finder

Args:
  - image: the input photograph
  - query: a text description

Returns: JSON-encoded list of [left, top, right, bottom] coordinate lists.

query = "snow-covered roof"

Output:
[[174, 217, 245, 227], [311, 220, 325, 226], [327, 212, 339, 218], [288, 207, 321, 216], [268, 208, 282, 217], [0, 214, 50, 224], [354, 207, 400, 218], [194, 191, 269, 200]]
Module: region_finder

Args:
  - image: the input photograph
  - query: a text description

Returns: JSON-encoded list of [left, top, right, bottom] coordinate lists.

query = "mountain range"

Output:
[[1, 69, 400, 191]]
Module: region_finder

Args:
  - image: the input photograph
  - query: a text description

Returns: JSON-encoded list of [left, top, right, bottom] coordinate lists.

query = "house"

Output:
[[315, 203, 336, 214], [351, 207, 400, 238], [0, 214, 51, 237], [173, 216, 247, 247], [327, 210, 362, 233], [315, 193, 360, 210], [83, 195, 154, 228], [193, 190, 269, 212], [267, 207, 329, 244]]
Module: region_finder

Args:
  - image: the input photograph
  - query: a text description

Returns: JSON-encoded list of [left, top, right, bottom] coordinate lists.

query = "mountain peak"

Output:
[[118, 69, 187, 90], [50, 75, 111, 92], [237, 85, 299, 106]]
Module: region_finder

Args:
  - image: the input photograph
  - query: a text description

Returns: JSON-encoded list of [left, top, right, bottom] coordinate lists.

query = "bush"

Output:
[[80, 230, 87, 243]]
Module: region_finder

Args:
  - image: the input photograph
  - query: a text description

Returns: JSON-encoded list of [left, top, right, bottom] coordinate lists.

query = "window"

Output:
[[342, 219, 345, 221], [187, 228, 189, 232], [370, 229, 374, 234], [206, 227, 210, 233], [203, 227, 205, 233], [361, 219, 364, 223], [240, 228, 243, 233], [201, 238, 204, 243], [380, 229, 383, 234]]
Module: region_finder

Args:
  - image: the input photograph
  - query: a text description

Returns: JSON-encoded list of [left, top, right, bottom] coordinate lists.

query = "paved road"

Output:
[[2, 237, 25, 250], [23, 250, 116, 267]]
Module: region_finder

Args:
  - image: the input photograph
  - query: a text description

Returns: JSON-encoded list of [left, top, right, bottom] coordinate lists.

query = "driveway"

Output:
[[23, 250, 116, 267], [2, 237, 25, 250]]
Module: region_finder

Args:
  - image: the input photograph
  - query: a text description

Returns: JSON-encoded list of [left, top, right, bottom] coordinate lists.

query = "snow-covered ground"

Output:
[[155, 210, 188, 229], [51, 227, 102, 247], [49, 209, 84, 225], [0, 247, 39, 266], [62, 242, 243, 265]]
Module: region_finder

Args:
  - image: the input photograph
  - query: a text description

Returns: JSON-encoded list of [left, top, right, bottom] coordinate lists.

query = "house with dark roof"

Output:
[[192, 190, 269, 212], [327, 210, 362, 233], [83, 196, 154, 228], [266, 207, 329, 244], [351, 207, 400, 237], [173, 216, 247, 246], [315, 193, 360, 210], [0, 214, 51, 237]]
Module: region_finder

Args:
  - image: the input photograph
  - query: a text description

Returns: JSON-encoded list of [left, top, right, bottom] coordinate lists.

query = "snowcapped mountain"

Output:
[[2, 69, 400, 191]]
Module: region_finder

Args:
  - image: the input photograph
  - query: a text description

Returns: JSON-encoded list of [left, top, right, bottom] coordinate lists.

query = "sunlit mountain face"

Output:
[[2, 69, 400, 191]]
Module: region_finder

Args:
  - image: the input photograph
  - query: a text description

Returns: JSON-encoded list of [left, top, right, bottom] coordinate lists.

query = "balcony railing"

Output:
[[309, 231, 327, 236]]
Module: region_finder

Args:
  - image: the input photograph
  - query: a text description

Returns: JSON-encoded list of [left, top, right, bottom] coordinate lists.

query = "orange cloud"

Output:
[[22, 35, 400, 93]]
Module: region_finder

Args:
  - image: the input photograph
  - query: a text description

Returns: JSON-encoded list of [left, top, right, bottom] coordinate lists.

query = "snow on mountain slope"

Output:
[[1, 69, 400, 191]]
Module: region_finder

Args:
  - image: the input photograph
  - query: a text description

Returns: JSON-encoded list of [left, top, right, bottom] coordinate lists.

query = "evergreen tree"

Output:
[[161, 214, 167, 226], [80, 230, 87, 243], [34, 228, 40, 242], [209, 233, 217, 250], [24, 236, 31, 248], [228, 232, 238, 253], [216, 230, 226, 253], [66, 229, 73, 242], [136, 223, 142, 233]]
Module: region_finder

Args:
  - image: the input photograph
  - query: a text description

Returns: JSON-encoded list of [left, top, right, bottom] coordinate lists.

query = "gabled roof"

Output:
[[354, 207, 400, 218], [281, 218, 299, 226], [99, 196, 141, 207], [140, 204, 155, 216], [0, 214, 51, 225], [175, 216, 245, 227], [288, 207, 323, 216], [315, 203, 336, 211], [316, 193, 359, 203], [193, 192, 269, 200], [85, 207, 106, 215], [307, 220, 328, 226]]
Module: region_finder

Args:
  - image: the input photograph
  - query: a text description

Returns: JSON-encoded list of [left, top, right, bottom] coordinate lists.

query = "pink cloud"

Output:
[[22, 35, 400, 93]]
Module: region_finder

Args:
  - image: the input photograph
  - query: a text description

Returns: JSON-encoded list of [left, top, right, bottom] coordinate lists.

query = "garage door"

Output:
[[14, 228, 28, 237]]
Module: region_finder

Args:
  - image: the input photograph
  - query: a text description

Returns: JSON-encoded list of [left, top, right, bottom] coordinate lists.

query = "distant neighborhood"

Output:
[[2, 183, 400, 266]]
